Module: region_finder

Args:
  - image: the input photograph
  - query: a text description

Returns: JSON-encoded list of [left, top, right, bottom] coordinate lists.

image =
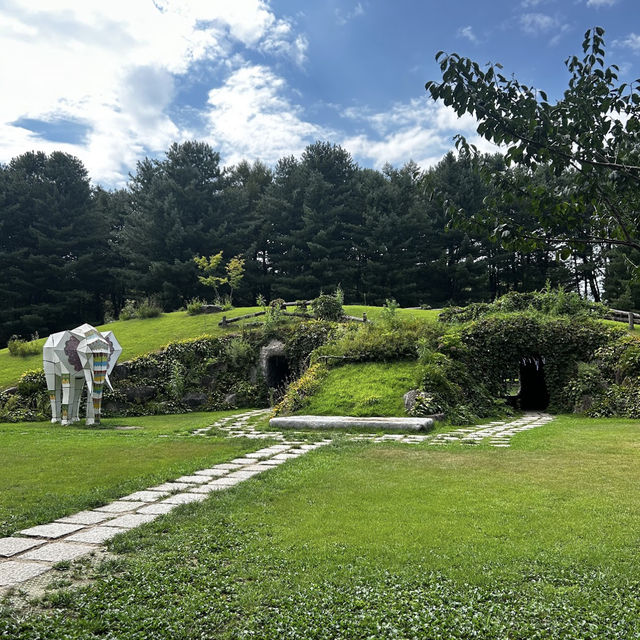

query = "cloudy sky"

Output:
[[0, 0, 638, 186]]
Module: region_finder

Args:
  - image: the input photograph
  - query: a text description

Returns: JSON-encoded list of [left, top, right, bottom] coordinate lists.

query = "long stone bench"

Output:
[[269, 415, 434, 432]]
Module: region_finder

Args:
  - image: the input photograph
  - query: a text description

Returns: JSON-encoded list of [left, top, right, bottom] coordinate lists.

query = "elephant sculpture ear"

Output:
[[102, 331, 122, 375], [51, 331, 78, 374]]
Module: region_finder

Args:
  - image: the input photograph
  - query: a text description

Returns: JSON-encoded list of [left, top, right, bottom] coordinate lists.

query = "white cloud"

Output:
[[0, 0, 307, 185], [339, 99, 501, 169], [458, 25, 478, 43], [204, 65, 330, 166], [520, 12, 558, 34], [615, 33, 640, 52], [586, 0, 618, 7], [336, 2, 365, 26]]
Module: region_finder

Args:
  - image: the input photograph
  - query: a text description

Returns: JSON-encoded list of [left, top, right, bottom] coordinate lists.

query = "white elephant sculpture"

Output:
[[43, 323, 122, 425]]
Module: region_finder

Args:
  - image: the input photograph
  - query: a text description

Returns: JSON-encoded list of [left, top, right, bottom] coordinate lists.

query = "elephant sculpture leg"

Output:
[[60, 373, 71, 425], [69, 375, 85, 424], [44, 369, 60, 423], [87, 349, 108, 425]]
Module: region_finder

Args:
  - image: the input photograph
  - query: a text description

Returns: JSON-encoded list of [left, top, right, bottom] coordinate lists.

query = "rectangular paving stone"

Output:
[[226, 470, 262, 480], [137, 503, 177, 515], [194, 468, 228, 477], [257, 459, 284, 466], [175, 475, 210, 484], [211, 463, 242, 470], [208, 476, 244, 487], [244, 451, 272, 459], [243, 464, 270, 472], [188, 483, 228, 494], [0, 537, 46, 557], [120, 490, 169, 502], [0, 561, 50, 586], [106, 513, 159, 529], [230, 457, 258, 465], [57, 511, 115, 525], [94, 501, 146, 513], [19, 523, 84, 539], [161, 493, 207, 505], [22, 542, 95, 562], [148, 482, 192, 492], [67, 527, 128, 544]]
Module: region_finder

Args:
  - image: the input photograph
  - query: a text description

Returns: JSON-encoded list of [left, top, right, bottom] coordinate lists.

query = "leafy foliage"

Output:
[[6, 335, 40, 357], [425, 28, 640, 257], [311, 293, 344, 321]]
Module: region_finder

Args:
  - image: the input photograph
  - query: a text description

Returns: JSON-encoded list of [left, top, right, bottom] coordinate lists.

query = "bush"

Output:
[[285, 320, 336, 375], [311, 294, 344, 321], [186, 298, 206, 315], [7, 334, 40, 357], [118, 298, 163, 321], [272, 363, 328, 415]]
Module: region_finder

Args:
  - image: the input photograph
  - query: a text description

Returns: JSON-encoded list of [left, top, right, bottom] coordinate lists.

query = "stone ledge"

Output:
[[270, 415, 434, 432]]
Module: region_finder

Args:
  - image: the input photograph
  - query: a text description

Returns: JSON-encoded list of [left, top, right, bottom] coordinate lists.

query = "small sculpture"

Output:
[[43, 323, 122, 425]]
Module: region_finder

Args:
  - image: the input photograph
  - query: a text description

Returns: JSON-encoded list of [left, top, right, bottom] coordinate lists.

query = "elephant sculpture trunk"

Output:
[[43, 323, 122, 426]]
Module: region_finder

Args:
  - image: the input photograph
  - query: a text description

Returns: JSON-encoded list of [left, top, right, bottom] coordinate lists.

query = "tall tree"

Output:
[[425, 28, 640, 261], [0, 151, 108, 345]]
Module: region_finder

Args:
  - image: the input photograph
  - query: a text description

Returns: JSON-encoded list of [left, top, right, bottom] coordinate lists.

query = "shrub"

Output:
[[186, 298, 206, 315], [285, 320, 336, 375], [17, 369, 46, 396], [380, 298, 400, 329], [119, 298, 163, 320], [272, 363, 328, 415], [311, 294, 344, 321], [7, 334, 40, 357]]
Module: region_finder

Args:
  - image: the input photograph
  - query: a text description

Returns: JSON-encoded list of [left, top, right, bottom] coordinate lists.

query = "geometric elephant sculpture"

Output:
[[43, 323, 122, 425]]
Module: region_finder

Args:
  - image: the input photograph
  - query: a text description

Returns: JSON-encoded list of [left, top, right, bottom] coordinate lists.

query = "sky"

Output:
[[0, 0, 638, 187]]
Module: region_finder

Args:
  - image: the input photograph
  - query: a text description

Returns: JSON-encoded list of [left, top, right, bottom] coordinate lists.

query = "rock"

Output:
[[224, 392, 237, 406], [403, 389, 420, 412], [125, 385, 157, 403], [183, 392, 208, 409], [202, 304, 223, 314], [270, 415, 435, 432], [3, 386, 18, 396], [110, 363, 130, 381]]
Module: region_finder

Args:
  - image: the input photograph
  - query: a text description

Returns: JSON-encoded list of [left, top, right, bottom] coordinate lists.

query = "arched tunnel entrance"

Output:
[[518, 356, 550, 410], [265, 354, 291, 389]]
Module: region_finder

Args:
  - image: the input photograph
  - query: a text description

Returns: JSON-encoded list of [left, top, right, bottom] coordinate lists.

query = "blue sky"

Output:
[[0, 0, 638, 186]]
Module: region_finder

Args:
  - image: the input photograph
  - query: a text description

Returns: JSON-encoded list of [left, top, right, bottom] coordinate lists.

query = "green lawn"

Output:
[[0, 306, 441, 390], [299, 360, 420, 416], [0, 410, 268, 537], [3, 415, 640, 638]]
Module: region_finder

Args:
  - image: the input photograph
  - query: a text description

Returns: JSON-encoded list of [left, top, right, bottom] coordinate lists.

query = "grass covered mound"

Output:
[[3, 416, 640, 638], [276, 289, 640, 423]]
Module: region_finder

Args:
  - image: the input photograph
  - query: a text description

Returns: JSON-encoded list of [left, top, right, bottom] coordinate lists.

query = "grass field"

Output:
[[0, 410, 268, 537], [0, 306, 441, 390], [2, 415, 640, 638]]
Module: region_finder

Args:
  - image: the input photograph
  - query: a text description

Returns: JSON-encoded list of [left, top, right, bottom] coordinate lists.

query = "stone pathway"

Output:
[[1, 410, 553, 591], [427, 412, 553, 447], [0, 438, 330, 591]]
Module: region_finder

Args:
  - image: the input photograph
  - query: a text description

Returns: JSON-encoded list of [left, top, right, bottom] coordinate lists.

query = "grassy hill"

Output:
[[0, 306, 440, 390]]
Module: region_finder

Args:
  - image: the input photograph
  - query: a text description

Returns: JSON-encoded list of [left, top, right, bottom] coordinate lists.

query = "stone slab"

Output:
[[0, 537, 46, 558], [94, 501, 146, 513], [137, 503, 177, 515], [56, 511, 115, 525], [226, 470, 262, 480], [208, 476, 244, 487], [66, 526, 129, 544], [19, 523, 84, 539], [230, 458, 258, 465], [161, 493, 207, 505], [149, 482, 192, 492], [120, 490, 169, 502], [270, 415, 434, 432], [106, 514, 158, 529], [194, 468, 229, 477], [0, 561, 50, 586], [188, 483, 228, 494], [175, 475, 209, 484], [22, 542, 95, 562]]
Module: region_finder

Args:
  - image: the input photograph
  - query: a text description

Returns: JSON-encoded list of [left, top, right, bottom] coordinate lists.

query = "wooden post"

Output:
[[222, 315, 227, 326], [362, 312, 367, 323], [629, 311, 635, 331]]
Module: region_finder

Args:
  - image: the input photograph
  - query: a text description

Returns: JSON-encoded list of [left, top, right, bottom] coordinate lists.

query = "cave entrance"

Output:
[[518, 356, 550, 410], [265, 354, 291, 389]]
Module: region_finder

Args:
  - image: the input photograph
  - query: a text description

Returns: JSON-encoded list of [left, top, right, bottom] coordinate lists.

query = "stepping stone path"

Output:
[[1, 409, 553, 592], [427, 412, 553, 447], [0, 435, 330, 591]]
